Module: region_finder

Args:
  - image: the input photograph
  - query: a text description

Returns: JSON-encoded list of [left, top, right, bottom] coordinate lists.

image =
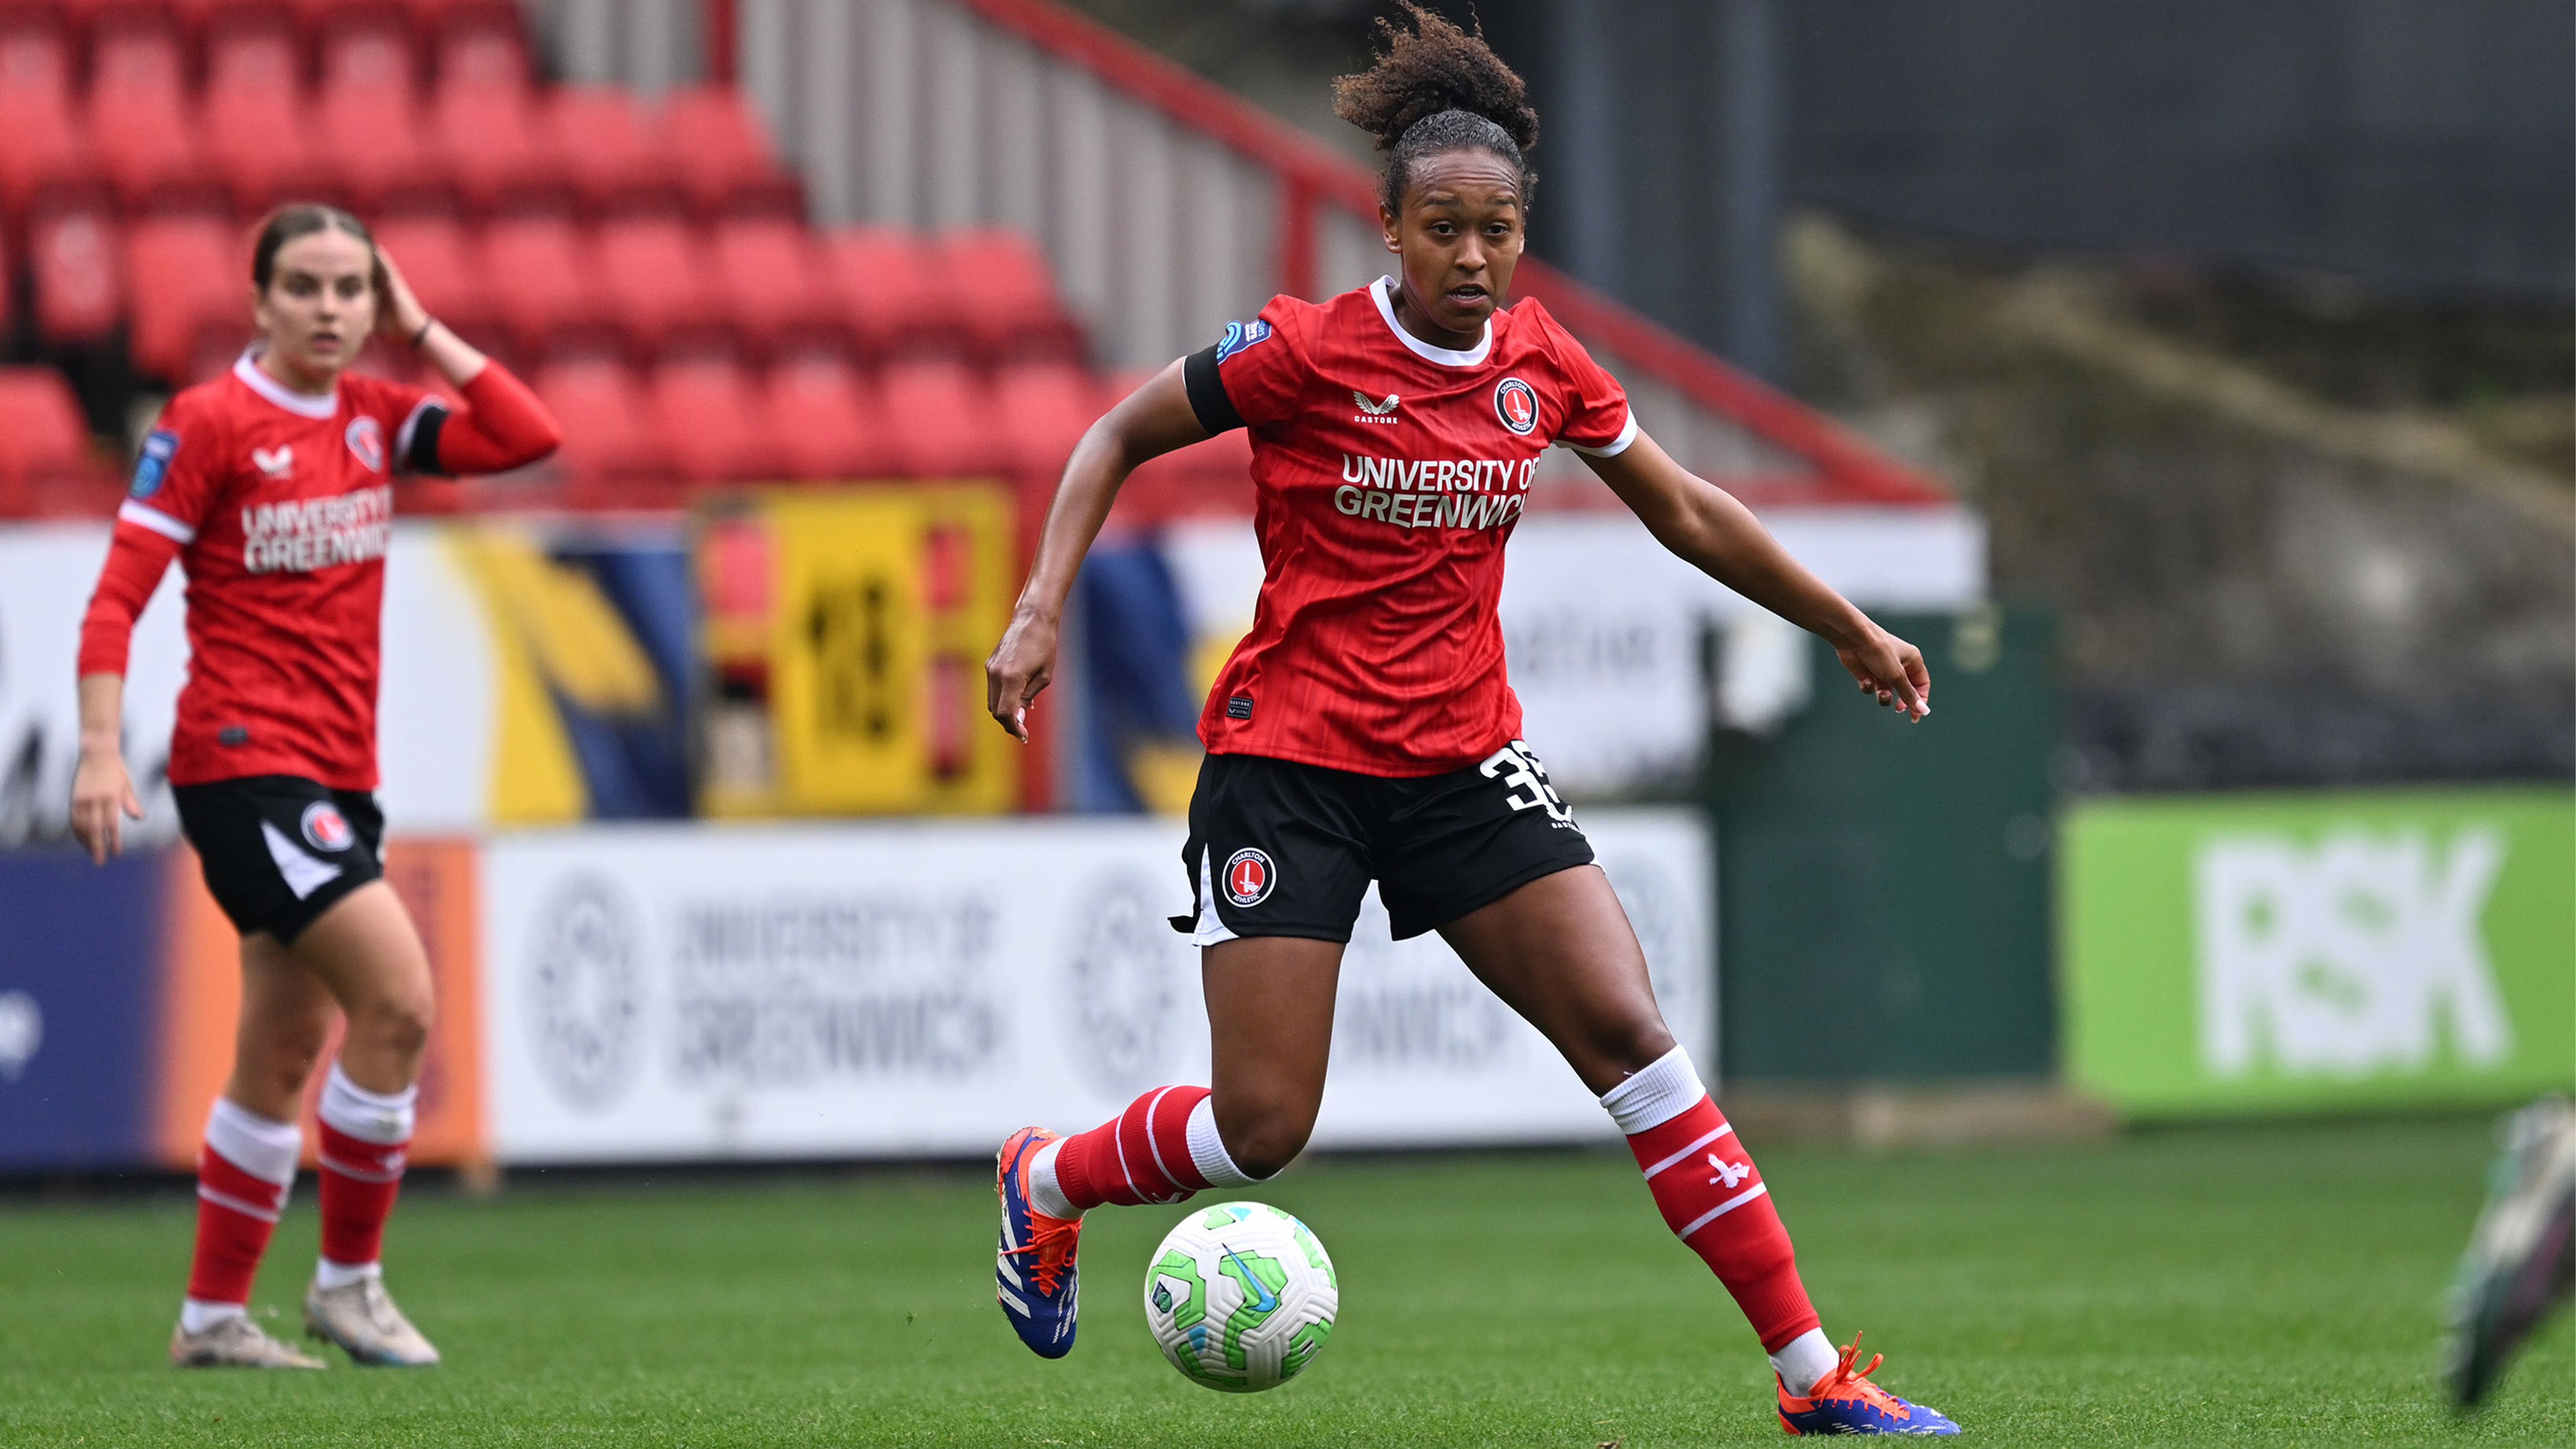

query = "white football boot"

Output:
[[304, 1275, 442, 1366]]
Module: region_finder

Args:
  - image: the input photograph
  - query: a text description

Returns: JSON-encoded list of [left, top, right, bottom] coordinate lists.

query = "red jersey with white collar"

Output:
[[114, 355, 441, 789], [1184, 277, 1636, 776]]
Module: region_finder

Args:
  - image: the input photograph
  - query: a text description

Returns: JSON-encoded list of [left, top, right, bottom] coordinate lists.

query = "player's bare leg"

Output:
[[172, 936, 334, 1367], [1442, 866, 1956, 1435], [282, 884, 441, 1366], [994, 937, 1341, 1356]]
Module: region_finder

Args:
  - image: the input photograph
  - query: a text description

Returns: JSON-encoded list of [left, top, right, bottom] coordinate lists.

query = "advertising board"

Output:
[[481, 810, 1713, 1163], [2063, 788, 2574, 1117]]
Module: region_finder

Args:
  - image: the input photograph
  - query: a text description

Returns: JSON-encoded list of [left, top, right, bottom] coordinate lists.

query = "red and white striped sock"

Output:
[[1031, 1085, 1264, 1214], [313, 1062, 414, 1287], [181, 1098, 299, 1333], [1602, 1046, 1832, 1384]]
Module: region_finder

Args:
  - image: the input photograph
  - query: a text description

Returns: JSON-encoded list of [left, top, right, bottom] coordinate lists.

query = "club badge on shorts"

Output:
[[1494, 376, 1539, 435], [1223, 847, 1275, 907], [301, 800, 354, 853]]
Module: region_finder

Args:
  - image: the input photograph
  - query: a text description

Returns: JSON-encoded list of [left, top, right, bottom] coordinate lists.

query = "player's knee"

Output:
[[357, 989, 435, 1060], [1586, 1016, 1679, 1082], [1219, 1105, 1313, 1181]]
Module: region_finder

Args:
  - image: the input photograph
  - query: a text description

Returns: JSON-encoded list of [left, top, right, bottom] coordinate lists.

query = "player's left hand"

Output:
[[1833, 625, 1931, 721], [984, 607, 1060, 742], [371, 245, 431, 345]]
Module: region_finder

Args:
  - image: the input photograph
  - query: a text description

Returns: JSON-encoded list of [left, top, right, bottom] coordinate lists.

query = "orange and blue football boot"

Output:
[[1776, 1333, 1959, 1436], [995, 1126, 1082, 1359]]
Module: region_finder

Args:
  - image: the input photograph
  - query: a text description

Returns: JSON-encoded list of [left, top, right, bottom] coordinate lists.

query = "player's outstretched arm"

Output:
[[984, 361, 1211, 741], [1581, 430, 1930, 720]]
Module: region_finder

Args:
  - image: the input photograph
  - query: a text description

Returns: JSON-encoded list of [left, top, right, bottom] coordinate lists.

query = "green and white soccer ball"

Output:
[[1143, 1201, 1338, 1392]]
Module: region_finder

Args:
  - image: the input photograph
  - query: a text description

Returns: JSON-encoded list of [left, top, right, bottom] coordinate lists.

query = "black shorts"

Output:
[[172, 775, 385, 944], [1172, 744, 1596, 945]]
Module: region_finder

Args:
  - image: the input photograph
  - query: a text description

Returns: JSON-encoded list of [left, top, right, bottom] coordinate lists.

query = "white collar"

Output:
[[233, 351, 339, 420], [1370, 276, 1492, 368]]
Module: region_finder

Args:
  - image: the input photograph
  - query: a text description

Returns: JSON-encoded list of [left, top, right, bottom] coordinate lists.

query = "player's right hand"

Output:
[[70, 745, 144, 864], [984, 608, 1060, 743]]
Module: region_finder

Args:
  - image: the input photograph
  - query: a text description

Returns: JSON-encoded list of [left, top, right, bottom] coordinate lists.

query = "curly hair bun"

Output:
[[1332, 3, 1538, 156]]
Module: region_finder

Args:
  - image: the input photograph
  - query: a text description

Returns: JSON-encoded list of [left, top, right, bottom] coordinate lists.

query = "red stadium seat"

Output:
[[532, 355, 658, 501], [593, 214, 723, 355], [316, 82, 443, 213], [939, 229, 1082, 363], [824, 227, 961, 359], [0, 367, 99, 514], [428, 75, 557, 211], [707, 215, 835, 356], [0, 21, 95, 216], [477, 215, 612, 358], [879, 357, 1005, 478], [544, 86, 678, 215], [29, 200, 123, 346], [764, 352, 891, 481], [86, 23, 213, 209], [316, 4, 420, 96], [657, 85, 801, 218], [368, 213, 495, 350], [647, 357, 782, 482], [202, 23, 335, 212], [126, 213, 245, 382], [427, 7, 529, 98], [991, 360, 1099, 482]]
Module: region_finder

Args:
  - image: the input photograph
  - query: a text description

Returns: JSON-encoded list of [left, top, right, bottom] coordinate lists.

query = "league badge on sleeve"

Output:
[[1493, 377, 1539, 436], [129, 429, 178, 497], [1216, 319, 1274, 363]]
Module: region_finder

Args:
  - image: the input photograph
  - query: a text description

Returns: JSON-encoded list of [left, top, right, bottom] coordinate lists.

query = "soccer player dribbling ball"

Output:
[[983, 8, 1956, 1436], [71, 205, 560, 1368]]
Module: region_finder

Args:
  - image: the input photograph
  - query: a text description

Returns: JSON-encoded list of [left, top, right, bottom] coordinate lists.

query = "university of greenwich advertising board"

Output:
[[2063, 789, 2574, 1117], [480, 811, 1713, 1163]]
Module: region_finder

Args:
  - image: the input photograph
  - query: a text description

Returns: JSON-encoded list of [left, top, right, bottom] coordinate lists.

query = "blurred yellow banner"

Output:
[[701, 487, 1018, 817]]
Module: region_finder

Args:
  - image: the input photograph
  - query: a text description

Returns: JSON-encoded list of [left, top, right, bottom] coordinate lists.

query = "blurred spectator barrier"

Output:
[[2063, 789, 2575, 1118], [0, 809, 1710, 1171], [0, 519, 696, 849], [696, 486, 1019, 817], [1707, 607, 2060, 1085], [479, 810, 1709, 1163]]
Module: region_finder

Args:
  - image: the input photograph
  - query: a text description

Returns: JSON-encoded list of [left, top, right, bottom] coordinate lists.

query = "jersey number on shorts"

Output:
[[1479, 741, 1571, 823]]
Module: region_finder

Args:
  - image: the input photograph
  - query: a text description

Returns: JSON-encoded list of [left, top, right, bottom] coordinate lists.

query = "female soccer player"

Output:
[[984, 10, 1957, 1436], [71, 204, 560, 1369]]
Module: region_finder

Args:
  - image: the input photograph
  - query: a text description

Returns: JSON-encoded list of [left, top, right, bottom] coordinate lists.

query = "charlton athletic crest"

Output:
[[345, 415, 386, 472], [1494, 376, 1539, 435], [1223, 847, 1275, 908], [300, 800, 354, 853]]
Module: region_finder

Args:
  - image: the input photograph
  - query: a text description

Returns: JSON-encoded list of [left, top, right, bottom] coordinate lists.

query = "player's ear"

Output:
[[1380, 203, 1401, 254]]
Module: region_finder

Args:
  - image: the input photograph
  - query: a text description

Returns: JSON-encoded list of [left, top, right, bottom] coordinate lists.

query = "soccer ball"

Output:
[[1143, 1201, 1338, 1392]]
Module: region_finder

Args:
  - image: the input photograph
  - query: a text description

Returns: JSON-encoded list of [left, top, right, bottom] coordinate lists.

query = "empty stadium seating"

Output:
[[0, 367, 103, 513], [0, 0, 1101, 511]]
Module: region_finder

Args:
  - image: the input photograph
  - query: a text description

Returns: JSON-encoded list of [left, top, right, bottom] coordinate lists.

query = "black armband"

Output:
[[400, 405, 449, 477], [1183, 345, 1246, 435]]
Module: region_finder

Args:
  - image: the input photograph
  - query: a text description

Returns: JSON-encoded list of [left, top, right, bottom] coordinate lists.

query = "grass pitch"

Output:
[[1, 1117, 2566, 1447]]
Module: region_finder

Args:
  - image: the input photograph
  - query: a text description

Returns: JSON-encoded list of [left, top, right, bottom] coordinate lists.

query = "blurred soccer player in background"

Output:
[[2447, 1096, 2575, 1408], [71, 204, 559, 1368], [982, 8, 1956, 1435]]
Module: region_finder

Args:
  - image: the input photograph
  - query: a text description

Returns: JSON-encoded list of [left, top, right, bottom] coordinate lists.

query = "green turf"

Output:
[[0, 1118, 2566, 1446]]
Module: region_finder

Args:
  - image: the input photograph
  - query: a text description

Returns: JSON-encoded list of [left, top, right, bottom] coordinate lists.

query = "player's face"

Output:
[[1381, 149, 1524, 346], [254, 229, 379, 387]]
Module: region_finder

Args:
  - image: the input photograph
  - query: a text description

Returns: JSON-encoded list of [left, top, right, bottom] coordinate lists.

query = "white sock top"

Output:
[[179, 1298, 248, 1335], [1770, 1327, 1839, 1395], [204, 1097, 302, 1186], [318, 1061, 417, 1144], [1597, 1044, 1708, 1135], [314, 1257, 385, 1289], [1185, 1096, 1265, 1188]]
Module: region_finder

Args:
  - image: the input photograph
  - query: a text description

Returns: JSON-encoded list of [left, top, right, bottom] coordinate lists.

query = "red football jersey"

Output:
[[1191, 277, 1636, 775], [116, 354, 442, 790]]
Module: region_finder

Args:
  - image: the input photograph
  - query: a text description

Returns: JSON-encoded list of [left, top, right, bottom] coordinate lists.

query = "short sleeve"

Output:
[[1544, 317, 1637, 458], [1198, 296, 1309, 431], [351, 375, 448, 476], [115, 392, 223, 545]]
